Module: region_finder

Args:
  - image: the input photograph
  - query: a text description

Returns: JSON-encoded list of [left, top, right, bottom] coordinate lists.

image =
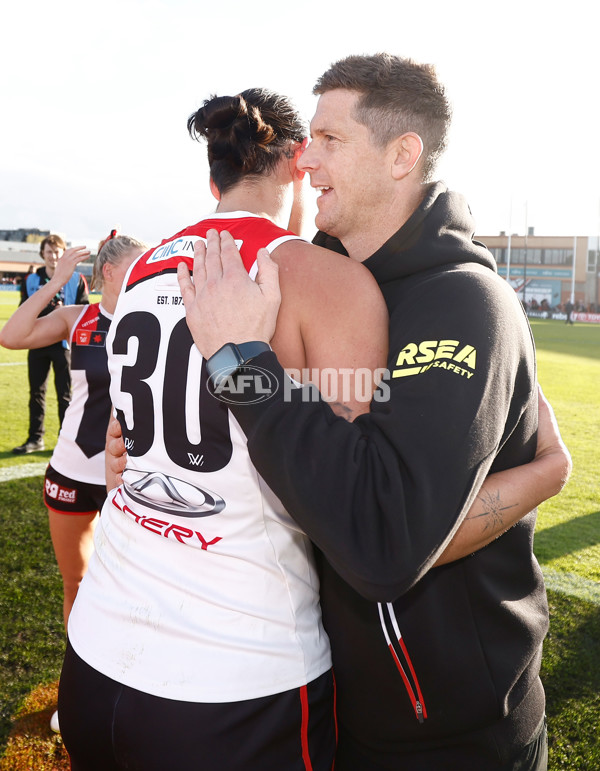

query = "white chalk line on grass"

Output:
[[540, 566, 600, 605], [0, 361, 26, 366], [0, 461, 47, 481], [0, 463, 598, 605]]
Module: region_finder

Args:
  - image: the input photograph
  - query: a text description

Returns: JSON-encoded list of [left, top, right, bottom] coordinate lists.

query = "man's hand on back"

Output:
[[177, 229, 281, 359]]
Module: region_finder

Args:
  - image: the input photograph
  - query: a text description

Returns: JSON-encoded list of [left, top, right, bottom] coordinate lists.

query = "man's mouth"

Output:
[[316, 186, 333, 197]]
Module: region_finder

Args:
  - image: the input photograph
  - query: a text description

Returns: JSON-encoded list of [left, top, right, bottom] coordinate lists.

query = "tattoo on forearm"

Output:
[[329, 402, 355, 421], [468, 489, 519, 533]]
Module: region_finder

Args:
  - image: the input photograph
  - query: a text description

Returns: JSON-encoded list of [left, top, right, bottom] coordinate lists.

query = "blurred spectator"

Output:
[[12, 235, 88, 454]]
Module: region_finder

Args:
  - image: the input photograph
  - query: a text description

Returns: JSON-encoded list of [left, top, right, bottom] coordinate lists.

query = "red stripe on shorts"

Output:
[[300, 684, 313, 770]]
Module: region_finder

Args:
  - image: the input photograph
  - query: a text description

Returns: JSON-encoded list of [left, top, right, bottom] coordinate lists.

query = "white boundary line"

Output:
[[0, 462, 47, 481], [540, 566, 600, 605]]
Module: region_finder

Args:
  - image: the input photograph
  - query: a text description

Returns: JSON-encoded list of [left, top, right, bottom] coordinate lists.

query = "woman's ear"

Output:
[[209, 177, 221, 201], [292, 138, 309, 181]]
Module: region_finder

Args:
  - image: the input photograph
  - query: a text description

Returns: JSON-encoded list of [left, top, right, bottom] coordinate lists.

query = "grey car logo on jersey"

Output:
[[123, 470, 225, 517]]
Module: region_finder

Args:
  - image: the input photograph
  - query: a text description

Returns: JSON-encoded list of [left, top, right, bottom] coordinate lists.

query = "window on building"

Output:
[[587, 237, 599, 273], [490, 246, 574, 266], [543, 249, 573, 265], [512, 248, 539, 263]]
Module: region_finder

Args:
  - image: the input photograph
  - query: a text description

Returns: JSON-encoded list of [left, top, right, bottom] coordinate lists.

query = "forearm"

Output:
[[0, 278, 63, 348], [435, 444, 572, 565]]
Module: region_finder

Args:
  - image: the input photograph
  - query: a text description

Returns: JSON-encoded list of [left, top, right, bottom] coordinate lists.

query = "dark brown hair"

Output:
[[39, 234, 67, 255], [314, 53, 452, 181], [187, 88, 306, 194]]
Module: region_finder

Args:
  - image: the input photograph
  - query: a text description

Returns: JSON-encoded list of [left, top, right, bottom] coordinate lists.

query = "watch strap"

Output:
[[235, 341, 272, 364]]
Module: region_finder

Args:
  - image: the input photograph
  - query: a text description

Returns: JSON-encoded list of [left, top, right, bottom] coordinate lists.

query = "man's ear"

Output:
[[390, 132, 424, 180], [209, 177, 221, 201]]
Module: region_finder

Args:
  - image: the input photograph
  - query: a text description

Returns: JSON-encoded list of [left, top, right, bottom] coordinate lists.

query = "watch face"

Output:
[[205, 343, 278, 405], [207, 345, 243, 387]]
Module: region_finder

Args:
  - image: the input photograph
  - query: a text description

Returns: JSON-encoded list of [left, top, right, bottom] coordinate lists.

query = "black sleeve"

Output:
[[226, 270, 537, 601], [311, 231, 349, 255]]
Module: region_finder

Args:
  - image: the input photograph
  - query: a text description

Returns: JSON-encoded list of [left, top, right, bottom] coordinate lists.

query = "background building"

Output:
[[478, 229, 599, 314]]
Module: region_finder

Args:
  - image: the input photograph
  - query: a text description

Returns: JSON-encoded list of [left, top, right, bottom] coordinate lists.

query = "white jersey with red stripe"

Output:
[[68, 212, 332, 702], [50, 303, 112, 485]]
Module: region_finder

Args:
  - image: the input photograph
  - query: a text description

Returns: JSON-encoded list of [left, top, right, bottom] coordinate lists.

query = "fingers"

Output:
[[106, 415, 122, 440], [219, 230, 248, 277], [189, 229, 260, 283], [54, 246, 90, 285], [177, 261, 195, 310], [192, 237, 207, 284], [64, 245, 91, 264], [254, 248, 281, 304], [111, 454, 127, 473], [106, 416, 126, 456], [106, 435, 126, 459], [106, 422, 126, 456], [204, 229, 224, 280]]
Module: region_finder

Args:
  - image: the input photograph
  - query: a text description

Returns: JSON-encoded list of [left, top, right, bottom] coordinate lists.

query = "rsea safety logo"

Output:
[[392, 339, 477, 380]]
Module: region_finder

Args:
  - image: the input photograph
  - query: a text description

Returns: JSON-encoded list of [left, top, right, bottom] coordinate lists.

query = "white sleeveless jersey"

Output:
[[50, 303, 112, 485], [69, 212, 332, 702]]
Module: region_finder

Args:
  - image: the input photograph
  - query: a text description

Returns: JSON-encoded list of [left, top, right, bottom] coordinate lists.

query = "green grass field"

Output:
[[0, 291, 598, 768]]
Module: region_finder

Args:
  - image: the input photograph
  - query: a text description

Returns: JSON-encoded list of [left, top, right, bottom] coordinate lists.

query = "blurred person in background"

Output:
[[12, 234, 89, 454]]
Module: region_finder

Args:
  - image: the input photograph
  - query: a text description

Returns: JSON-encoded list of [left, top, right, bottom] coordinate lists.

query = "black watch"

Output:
[[205, 341, 272, 388]]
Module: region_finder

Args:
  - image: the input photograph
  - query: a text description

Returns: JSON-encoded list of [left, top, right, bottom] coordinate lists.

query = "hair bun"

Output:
[[187, 87, 306, 194], [188, 94, 276, 171]]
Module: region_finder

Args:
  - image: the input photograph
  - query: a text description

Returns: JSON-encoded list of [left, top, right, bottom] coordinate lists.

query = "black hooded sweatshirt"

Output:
[[226, 183, 548, 768]]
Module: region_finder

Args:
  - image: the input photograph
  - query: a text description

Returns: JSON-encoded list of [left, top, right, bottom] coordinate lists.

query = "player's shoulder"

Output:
[[272, 239, 377, 291], [272, 240, 387, 334]]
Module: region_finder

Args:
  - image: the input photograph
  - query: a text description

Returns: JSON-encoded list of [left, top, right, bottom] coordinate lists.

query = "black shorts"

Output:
[[59, 639, 336, 770], [44, 464, 106, 515]]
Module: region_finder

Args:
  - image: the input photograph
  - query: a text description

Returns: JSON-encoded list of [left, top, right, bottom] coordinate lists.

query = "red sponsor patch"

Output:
[[45, 478, 78, 503], [75, 329, 106, 347], [76, 329, 91, 345]]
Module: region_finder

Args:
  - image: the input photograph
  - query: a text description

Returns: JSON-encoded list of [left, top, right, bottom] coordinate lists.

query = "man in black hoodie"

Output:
[[176, 56, 562, 769]]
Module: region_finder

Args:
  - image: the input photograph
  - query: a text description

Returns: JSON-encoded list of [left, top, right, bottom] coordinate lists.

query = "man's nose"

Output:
[[297, 142, 317, 173]]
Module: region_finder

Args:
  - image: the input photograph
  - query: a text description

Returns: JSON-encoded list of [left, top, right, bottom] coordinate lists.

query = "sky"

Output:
[[1, 0, 599, 249]]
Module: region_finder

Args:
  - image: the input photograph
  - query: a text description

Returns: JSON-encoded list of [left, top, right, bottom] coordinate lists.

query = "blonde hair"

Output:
[[91, 234, 146, 291]]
